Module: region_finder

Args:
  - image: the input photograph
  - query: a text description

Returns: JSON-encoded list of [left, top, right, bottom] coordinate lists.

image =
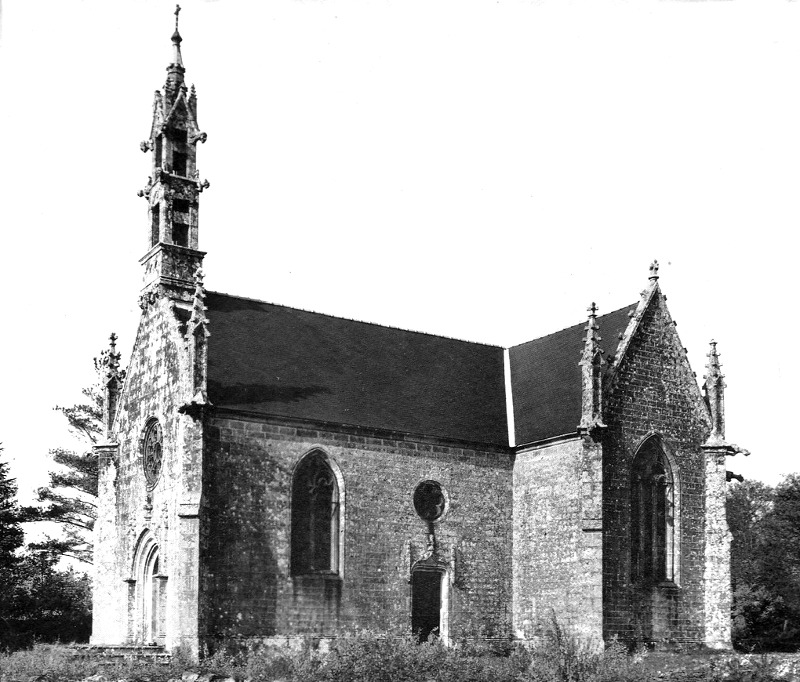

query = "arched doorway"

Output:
[[132, 532, 167, 645]]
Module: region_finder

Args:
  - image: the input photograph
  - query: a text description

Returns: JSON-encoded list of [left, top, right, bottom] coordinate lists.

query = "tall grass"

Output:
[[0, 632, 791, 681]]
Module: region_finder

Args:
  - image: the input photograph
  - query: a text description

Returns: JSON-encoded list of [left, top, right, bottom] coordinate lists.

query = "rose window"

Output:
[[413, 480, 446, 522]]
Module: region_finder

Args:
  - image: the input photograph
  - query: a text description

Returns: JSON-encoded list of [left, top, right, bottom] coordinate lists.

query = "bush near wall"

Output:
[[2, 635, 798, 682]]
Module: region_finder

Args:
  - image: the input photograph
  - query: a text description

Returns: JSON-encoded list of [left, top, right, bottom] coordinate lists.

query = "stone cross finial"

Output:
[[649, 260, 659, 281], [167, 4, 184, 77], [578, 302, 606, 435], [703, 339, 726, 444], [101, 332, 122, 379]]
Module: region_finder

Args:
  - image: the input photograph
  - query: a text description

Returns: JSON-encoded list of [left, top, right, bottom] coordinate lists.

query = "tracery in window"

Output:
[[142, 419, 163, 489], [630, 436, 675, 584], [413, 480, 446, 522], [291, 451, 340, 575]]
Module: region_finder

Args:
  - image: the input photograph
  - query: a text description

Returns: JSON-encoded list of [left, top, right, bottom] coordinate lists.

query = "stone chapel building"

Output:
[[91, 13, 747, 657]]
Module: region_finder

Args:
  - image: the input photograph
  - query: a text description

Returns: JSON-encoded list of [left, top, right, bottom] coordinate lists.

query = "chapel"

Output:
[[90, 11, 746, 657]]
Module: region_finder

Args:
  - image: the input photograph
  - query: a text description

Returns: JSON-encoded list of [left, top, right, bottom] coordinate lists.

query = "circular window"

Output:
[[413, 480, 446, 522], [142, 419, 163, 489]]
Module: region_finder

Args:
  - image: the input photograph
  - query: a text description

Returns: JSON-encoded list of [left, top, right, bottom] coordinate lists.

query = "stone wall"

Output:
[[512, 437, 603, 644], [199, 414, 514, 646], [703, 445, 733, 648], [92, 296, 203, 655], [602, 289, 713, 645]]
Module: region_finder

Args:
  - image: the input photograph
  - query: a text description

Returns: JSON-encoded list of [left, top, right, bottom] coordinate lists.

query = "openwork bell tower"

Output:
[[138, 6, 209, 306]]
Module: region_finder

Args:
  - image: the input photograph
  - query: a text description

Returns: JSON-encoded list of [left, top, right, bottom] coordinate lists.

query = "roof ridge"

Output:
[[206, 290, 503, 349], [509, 303, 638, 350]]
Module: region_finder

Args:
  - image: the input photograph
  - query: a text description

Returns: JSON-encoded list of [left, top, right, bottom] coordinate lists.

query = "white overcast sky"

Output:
[[0, 0, 797, 500]]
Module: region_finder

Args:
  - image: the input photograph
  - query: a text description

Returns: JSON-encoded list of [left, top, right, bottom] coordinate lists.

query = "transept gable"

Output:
[[603, 269, 710, 433]]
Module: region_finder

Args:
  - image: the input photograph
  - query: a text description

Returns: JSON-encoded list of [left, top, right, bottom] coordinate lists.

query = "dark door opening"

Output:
[[411, 570, 441, 643]]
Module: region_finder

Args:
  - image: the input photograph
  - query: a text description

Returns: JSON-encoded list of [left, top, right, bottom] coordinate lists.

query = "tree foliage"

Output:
[[0, 446, 91, 650], [728, 475, 800, 649], [23, 358, 109, 566], [0, 446, 24, 571]]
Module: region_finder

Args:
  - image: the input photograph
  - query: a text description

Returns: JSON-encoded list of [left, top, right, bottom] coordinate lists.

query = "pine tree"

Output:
[[0, 445, 26, 647], [24, 350, 121, 565]]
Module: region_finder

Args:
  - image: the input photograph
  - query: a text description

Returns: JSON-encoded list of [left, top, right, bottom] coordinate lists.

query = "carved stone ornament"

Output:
[[142, 419, 164, 489], [138, 288, 162, 310]]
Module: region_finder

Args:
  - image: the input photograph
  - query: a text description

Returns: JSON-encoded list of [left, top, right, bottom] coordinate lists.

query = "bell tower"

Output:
[[138, 5, 209, 305]]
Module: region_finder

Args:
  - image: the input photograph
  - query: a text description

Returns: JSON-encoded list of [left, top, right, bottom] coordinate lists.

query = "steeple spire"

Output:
[[165, 5, 186, 102], [138, 6, 209, 307], [172, 5, 184, 66]]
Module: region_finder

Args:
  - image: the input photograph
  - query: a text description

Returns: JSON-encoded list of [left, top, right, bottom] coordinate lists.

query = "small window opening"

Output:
[[172, 152, 188, 177], [630, 438, 675, 584], [173, 198, 190, 215], [291, 452, 340, 575], [172, 223, 189, 247], [150, 204, 160, 247], [154, 136, 163, 167], [170, 129, 188, 145]]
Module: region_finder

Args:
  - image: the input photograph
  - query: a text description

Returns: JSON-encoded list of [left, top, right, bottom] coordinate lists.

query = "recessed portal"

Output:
[[411, 570, 442, 643]]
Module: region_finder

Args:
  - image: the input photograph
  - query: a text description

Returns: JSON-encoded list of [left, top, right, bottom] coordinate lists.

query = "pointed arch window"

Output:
[[291, 451, 340, 575], [630, 437, 676, 584]]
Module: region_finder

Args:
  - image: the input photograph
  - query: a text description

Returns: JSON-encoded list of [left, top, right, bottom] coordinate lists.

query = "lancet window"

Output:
[[630, 437, 676, 584], [291, 451, 340, 575]]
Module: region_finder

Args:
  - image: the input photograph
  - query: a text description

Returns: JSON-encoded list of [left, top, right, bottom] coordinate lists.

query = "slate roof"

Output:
[[509, 304, 636, 446], [205, 292, 509, 447]]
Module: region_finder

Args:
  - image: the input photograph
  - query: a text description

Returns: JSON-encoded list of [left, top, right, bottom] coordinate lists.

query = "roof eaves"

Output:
[[213, 405, 511, 449], [514, 431, 582, 452]]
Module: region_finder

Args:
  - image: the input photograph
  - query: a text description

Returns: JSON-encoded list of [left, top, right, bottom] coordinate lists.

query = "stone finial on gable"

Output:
[[649, 260, 659, 281], [578, 302, 607, 437], [97, 333, 125, 439], [703, 340, 726, 445], [181, 266, 211, 417]]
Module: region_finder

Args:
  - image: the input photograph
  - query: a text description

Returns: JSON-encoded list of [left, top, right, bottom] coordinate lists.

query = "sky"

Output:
[[0, 0, 798, 502]]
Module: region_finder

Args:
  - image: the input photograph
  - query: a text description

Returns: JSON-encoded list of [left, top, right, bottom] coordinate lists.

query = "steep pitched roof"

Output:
[[510, 304, 636, 445], [205, 292, 509, 446]]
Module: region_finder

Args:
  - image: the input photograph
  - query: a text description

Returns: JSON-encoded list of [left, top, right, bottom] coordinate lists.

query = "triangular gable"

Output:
[[604, 282, 710, 420]]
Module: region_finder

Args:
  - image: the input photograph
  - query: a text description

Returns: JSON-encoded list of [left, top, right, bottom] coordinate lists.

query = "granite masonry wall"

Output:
[[513, 437, 603, 644], [602, 290, 714, 646], [92, 294, 203, 654], [199, 414, 514, 646]]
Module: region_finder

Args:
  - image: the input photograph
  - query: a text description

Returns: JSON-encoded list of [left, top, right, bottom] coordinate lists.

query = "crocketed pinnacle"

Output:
[[101, 332, 122, 380], [189, 266, 209, 330], [703, 340, 726, 444], [583, 302, 602, 353], [579, 302, 606, 433]]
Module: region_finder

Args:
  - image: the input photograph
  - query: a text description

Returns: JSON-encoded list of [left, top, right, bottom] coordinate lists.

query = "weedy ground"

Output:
[[1, 635, 799, 682]]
